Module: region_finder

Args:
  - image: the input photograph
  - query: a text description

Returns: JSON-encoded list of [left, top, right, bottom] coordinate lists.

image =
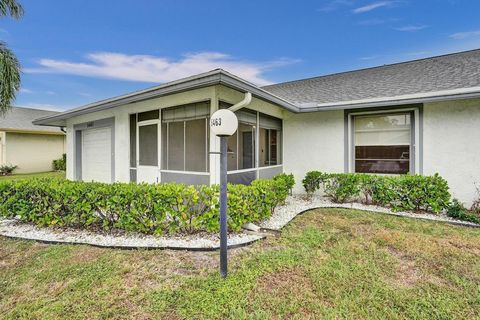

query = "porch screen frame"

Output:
[[219, 101, 284, 184], [161, 101, 210, 174]]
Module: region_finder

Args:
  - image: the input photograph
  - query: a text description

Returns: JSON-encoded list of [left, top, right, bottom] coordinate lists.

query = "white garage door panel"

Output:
[[82, 127, 112, 183]]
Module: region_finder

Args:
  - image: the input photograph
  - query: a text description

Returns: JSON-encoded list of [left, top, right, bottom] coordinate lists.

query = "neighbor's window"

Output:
[[161, 102, 209, 172], [354, 112, 412, 174]]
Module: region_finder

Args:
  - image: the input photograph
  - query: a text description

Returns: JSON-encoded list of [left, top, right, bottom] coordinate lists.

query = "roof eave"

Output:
[[298, 89, 480, 112], [33, 70, 300, 127], [0, 128, 65, 135], [33, 71, 223, 127]]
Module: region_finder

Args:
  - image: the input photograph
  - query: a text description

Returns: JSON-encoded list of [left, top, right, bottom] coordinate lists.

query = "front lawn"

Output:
[[1, 208, 479, 319], [0, 171, 65, 181]]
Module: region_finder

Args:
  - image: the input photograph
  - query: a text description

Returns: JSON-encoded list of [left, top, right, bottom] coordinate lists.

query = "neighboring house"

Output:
[[35, 49, 480, 205], [0, 107, 66, 174]]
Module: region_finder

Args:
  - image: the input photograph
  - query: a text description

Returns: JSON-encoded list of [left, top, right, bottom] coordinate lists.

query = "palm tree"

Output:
[[0, 0, 24, 115]]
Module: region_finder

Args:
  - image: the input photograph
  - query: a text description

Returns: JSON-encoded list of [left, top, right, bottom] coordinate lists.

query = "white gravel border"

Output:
[[1, 195, 478, 250], [260, 195, 480, 230], [0, 219, 264, 250]]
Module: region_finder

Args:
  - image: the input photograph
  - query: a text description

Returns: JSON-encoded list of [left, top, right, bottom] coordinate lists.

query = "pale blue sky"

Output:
[[2, 0, 480, 111]]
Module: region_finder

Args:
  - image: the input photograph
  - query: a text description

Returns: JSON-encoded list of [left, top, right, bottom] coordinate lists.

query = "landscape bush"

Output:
[[447, 199, 480, 224], [273, 173, 295, 194], [0, 164, 18, 176], [303, 171, 451, 213], [0, 173, 292, 235], [302, 171, 327, 195], [52, 154, 66, 171]]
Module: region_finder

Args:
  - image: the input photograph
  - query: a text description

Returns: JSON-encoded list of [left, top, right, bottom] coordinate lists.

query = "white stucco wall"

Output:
[[284, 100, 480, 205], [4, 132, 65, 174], [423, 98, 480, 206], [283, 110, 345, 193]]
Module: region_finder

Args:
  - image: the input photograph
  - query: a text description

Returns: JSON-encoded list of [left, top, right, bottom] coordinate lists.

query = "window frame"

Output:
[[347, 107, 421, 175], [261, 128, 281, 167]]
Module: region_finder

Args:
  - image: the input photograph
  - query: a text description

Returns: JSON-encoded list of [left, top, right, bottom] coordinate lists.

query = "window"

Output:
[[161, 102, 209, 172], [227, 109, 256, 171], [353, 112, 412, 174], [185, 119, 207, 172], [219, 102, 283, 172], [260, 114, 282, 167], [165, 121, 184, 170]]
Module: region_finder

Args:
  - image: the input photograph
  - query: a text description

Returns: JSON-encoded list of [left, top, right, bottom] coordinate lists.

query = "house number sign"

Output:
[[209, 109, 238, 137]]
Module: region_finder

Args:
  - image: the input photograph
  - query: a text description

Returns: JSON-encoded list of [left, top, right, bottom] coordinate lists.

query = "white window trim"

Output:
[[347, 107, 420, 174]]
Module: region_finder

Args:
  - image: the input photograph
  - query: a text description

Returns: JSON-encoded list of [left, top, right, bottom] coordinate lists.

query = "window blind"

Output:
[[355, 114, 410, 146], [162, 102, 210, 123], [259, 113, 282, 130]]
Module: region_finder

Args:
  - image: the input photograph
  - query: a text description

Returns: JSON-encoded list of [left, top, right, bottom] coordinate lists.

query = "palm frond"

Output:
[[0, 41, 21, 115], [0, 0, 24, 19]]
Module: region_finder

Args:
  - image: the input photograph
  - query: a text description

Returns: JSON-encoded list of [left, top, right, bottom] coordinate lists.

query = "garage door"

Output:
[[82, 127, 112, 183]]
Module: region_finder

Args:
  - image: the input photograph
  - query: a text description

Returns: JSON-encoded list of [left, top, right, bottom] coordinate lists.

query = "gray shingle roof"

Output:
[[262, 49, 480, 107], [0, 107, 64, 133]]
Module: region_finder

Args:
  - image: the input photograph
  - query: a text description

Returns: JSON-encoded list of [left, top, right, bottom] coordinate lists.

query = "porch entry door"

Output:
[[136, 120, 160, 183]]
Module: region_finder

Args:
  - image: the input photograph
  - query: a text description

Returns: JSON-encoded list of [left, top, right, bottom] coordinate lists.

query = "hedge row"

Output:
[[0, 174, 293, 235], [302, 171, 451, 213]]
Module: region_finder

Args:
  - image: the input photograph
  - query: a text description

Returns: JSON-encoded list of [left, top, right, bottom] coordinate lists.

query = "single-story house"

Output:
[[0, 107, 66, 174], [34, 49, 480, 205]]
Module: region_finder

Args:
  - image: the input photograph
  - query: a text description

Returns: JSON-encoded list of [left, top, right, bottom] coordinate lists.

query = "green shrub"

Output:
[[302, 171, 327, 196], [0, 176, 291, 235], [53, 154, 66, 171], [273, 173, 295, 194], [392, 174, 451, 213], [447, 199, 480, 224], [0, 164, 18, 176], [302, 171, 451, 213], [323, 173, 361, 203]]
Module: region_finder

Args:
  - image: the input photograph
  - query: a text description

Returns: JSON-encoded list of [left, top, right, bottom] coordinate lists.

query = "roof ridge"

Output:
[[263, 48, 480, 88]]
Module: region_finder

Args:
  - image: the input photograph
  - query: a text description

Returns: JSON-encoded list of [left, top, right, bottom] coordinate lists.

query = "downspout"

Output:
[[228, 92, 252, 112]]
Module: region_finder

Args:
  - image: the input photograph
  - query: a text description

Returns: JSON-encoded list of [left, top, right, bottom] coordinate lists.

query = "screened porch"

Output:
[[128, 99, 283, 185]]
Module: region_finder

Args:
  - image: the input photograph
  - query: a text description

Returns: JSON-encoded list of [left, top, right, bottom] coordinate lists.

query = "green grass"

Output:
[[0, 171, 65, 181], [1, 208, 479, 319]]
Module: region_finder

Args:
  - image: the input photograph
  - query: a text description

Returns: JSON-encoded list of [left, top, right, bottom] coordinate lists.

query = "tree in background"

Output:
[[0, 0, 24, 115]]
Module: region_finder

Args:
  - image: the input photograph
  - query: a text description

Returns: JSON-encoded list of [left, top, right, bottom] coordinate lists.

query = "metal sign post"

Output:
[[219, 135, 228, 278], [210, 109, 238, 278]]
